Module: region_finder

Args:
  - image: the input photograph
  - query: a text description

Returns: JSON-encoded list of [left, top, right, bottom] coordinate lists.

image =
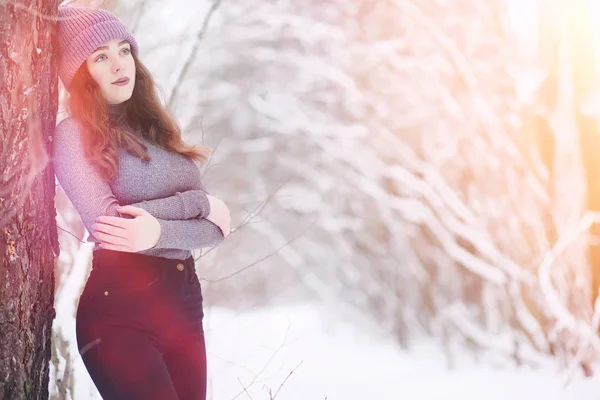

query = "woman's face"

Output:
[[85, 38, 136, 105]]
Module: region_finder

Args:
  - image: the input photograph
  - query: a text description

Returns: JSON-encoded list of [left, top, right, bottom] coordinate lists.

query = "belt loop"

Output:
[[186, 256, 194, 281]]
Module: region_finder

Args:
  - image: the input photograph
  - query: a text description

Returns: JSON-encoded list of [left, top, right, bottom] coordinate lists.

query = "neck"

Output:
[[108, 102, 130, 129], [108, 102, 126, 116]]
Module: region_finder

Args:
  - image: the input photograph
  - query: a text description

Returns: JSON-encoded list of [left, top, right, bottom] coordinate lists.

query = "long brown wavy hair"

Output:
[[66, 50, 211, 182]]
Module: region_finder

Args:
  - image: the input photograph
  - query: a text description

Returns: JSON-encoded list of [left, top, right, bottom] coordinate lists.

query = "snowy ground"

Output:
[[204, 303, 600, 400], [60, 299, 600, 400]]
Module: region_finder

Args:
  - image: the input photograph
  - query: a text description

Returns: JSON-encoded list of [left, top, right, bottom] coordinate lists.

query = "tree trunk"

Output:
[[532, 0, 559, 241], [568, 0, 600, 305], [528, 0, 597, 375], [0, 1, 60, 398]]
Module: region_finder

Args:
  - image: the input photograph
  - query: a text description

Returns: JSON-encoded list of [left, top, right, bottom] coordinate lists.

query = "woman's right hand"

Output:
[[206, 194, 231, 238]]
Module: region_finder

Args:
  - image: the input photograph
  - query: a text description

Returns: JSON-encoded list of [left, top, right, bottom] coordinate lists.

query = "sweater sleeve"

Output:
[[53, 118, 123, 245], [149, 217, 225, 251], [52, 117, 222, 250], [128, 189, 211, 220]]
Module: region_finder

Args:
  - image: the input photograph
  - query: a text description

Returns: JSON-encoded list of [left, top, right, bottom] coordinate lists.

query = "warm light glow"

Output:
[[591, 0, 600, 71], [507, 0, 599, 78]]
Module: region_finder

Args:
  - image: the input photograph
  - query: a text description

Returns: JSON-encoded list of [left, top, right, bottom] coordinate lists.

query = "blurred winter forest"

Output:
[[51, 0, 600, 396]]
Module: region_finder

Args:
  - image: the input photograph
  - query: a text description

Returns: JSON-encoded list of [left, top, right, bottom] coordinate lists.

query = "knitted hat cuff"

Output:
[[58, 9, 139, 91]]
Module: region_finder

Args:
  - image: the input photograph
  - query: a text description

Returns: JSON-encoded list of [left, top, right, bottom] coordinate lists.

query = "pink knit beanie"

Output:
[[57, 6, 139, 92]]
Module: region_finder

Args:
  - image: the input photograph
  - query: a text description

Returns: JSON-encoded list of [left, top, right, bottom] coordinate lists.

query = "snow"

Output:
[[53, 298, 599, 399], [49, 244, 99, 400], [205, 303, 599, 400]]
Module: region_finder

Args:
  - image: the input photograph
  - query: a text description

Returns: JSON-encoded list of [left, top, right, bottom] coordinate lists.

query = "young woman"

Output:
[[52, 6, 229, 399]]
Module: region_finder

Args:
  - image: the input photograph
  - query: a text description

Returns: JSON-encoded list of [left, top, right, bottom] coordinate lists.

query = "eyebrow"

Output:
[[92, 40, 130, 53]]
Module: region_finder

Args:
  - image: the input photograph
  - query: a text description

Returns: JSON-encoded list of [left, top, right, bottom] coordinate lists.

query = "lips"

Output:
[[112, 77, 130, 86]]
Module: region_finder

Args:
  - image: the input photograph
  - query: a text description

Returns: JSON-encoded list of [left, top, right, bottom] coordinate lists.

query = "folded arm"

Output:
[[128, 189, 210, 220], [52, 117, 223, 250], [147, 217, 224, 251]]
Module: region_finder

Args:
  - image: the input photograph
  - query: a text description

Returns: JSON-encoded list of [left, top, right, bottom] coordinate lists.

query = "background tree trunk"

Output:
[[568, 0, 600, 305], [519, 0, 598, 374], [0, 0, 60, 398], [534, 0, 598, 306]]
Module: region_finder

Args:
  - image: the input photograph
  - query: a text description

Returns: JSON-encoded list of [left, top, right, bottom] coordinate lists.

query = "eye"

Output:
[[95, 54, 107, 62], [120, 48, 131, 55]]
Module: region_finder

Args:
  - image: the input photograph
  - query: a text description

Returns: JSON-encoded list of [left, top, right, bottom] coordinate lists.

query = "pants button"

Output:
[[176, 263, 185, 271]]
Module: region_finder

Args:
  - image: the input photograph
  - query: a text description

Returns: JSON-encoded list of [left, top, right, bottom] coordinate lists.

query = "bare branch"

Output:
[[202, 219, 316, 283], [167, 0, 223, 108]]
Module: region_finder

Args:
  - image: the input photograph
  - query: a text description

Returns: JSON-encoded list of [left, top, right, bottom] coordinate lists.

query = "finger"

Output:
[[94, 231, 127, 246], [95, 216, 130, 228], [116, 205, 147, 217], [221, 225, 230, 237], [93, 222, 127, 239]]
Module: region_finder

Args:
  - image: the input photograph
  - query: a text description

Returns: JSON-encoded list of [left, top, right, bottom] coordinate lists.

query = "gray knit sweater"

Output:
[[52, 112, 224, 260]]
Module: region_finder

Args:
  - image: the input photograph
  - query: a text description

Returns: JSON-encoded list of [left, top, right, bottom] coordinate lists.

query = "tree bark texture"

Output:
[[0, 0, 60, 398]]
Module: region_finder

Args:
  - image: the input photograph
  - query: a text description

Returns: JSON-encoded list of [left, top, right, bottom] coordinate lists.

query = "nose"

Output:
[[111, 58, 123, 74]]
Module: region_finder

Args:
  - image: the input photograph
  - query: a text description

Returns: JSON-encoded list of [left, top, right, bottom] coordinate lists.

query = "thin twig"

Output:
[[130, 0, 147, 34], [202, 219, 315, 283], [269, 360, 303, 400], [57, 225, 87, 243], [229, 320, 293, 400], [167, 0, 223, 108], [236, 377, 254, 400]]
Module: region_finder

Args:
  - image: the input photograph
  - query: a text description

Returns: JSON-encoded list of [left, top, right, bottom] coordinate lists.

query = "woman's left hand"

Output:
[[92, 205, 161, 253]]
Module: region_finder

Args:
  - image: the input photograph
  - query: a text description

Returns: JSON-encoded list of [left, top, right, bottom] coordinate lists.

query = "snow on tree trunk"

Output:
[[0, 0, 60, 398]]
